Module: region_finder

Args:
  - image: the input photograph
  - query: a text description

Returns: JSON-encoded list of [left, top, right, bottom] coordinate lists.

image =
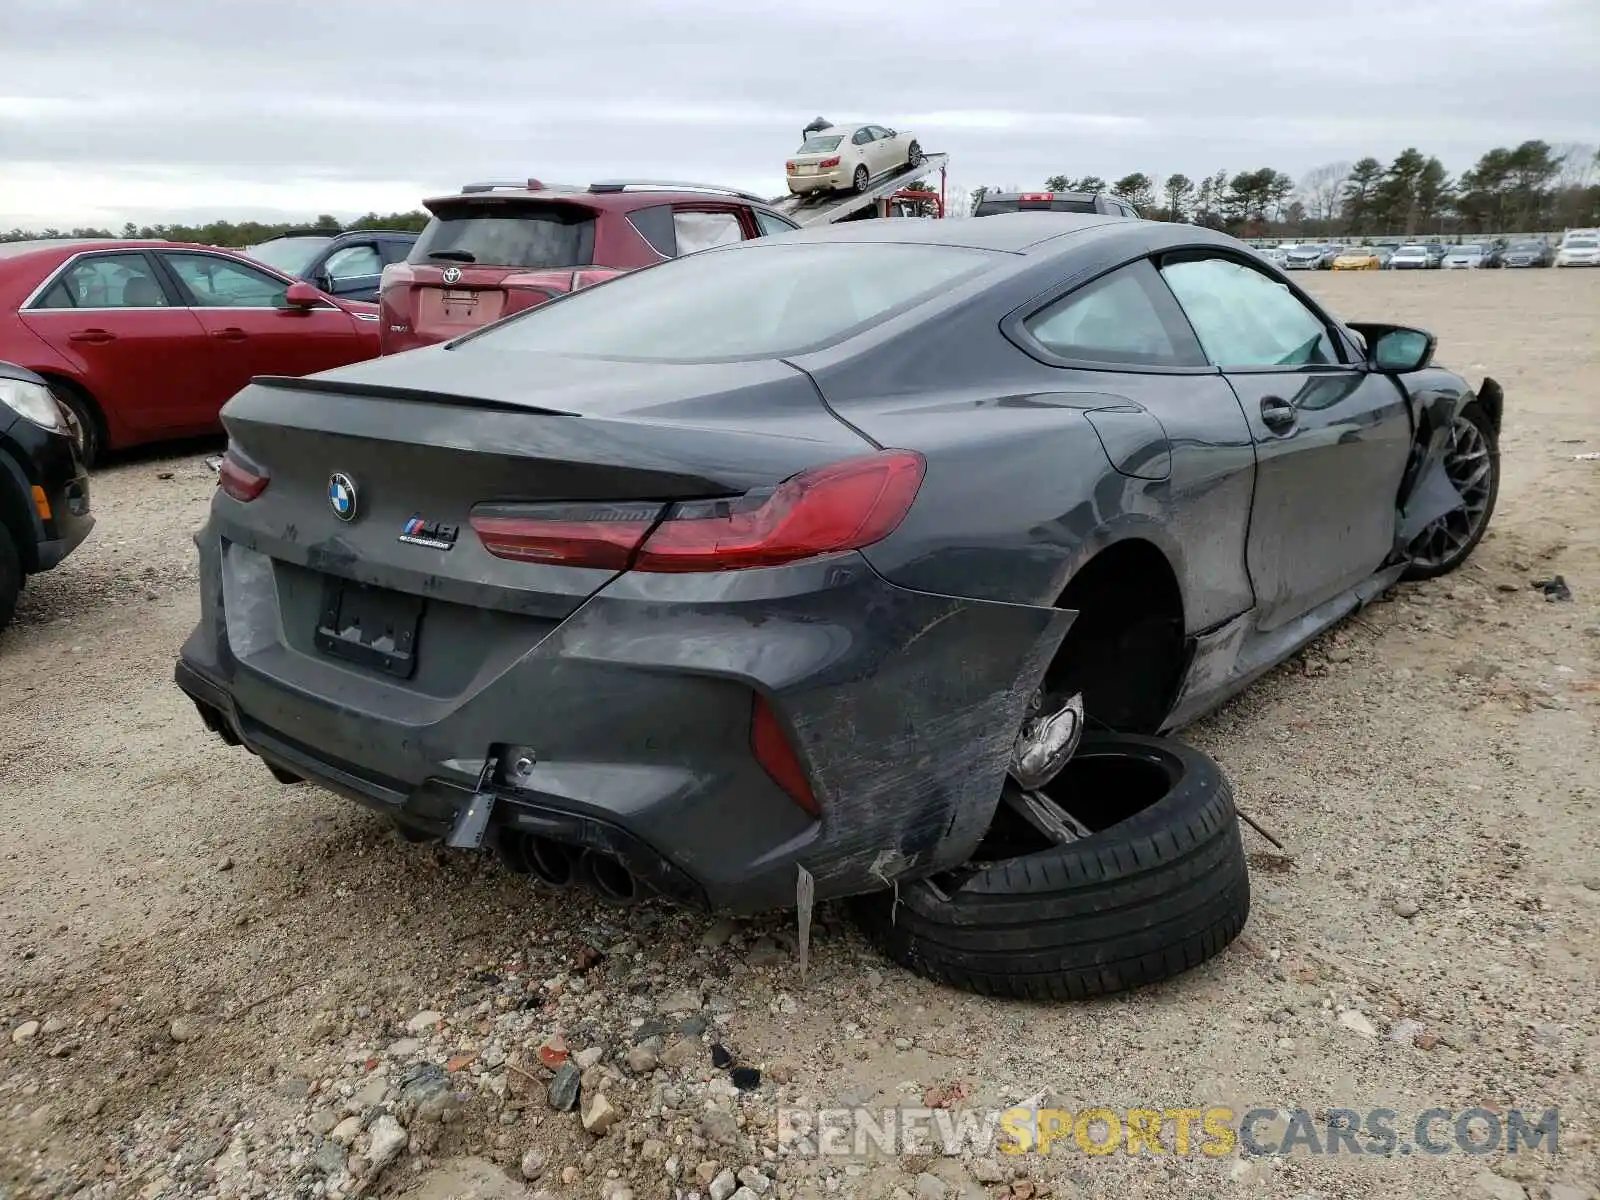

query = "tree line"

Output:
[[7, 141, 1598, 245], [971, 140, 1600, 237], [1, 211, 430, 247]]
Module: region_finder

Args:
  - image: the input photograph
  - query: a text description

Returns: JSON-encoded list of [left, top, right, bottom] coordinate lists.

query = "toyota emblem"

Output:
[[441, 266, 462, 285], [328, 472, 359, 522]]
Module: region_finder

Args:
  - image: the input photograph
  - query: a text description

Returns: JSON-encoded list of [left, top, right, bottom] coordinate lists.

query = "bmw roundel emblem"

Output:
[[328, 472, 359, 522], [441, 266, 462, 284]]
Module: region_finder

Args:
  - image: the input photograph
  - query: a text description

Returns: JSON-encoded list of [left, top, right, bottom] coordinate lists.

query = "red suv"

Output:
[[379, 179, 803, 354]]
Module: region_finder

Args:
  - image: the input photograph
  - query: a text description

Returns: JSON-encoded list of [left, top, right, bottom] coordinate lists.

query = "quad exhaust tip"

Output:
[[497, 831, 647, 905]]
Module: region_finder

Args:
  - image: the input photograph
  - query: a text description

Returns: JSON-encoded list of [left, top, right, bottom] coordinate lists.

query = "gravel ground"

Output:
[[1, 270, 1597, 1200]]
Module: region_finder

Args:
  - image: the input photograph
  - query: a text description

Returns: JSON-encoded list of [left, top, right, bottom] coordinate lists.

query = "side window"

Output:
[[1022, 261, 1204, 368], [852, 128, 871, 146], [627, 204, 678, 257], [33, 253, 169, 309], [380, 239, 414, 265], [1161, 256, 1339, 368], [163, 253, 290, 307], [324, 244, 382, 281], [672, 210, 743, 255], [753, 210, 799, 238]]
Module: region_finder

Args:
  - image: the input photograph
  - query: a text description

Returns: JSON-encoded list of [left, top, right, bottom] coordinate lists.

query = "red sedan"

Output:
[[0, 238, 382, 465]]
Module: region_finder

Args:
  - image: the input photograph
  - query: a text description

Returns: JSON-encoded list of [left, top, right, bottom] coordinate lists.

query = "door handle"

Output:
[[211, 327, 248, 341], [1260, 396, 1297, 433], [68, 329, 115, 344]]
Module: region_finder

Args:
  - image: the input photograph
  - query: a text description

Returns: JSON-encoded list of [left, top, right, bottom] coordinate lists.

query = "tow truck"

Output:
[[769, 153, 950, 226]]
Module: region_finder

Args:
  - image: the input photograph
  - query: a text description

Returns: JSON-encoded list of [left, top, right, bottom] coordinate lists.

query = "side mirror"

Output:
[[1350, 322, 1435, 372], [283, 281, 322, 309]]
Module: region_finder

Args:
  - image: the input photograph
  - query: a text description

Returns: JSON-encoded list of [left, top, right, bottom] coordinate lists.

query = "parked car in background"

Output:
[[1389, 245, 1431, 270], [1424, 244, 1450, 267], [378, 179, 802, 355], [1331, 246, 1383, 271], [1555, 231, 1599, 267], [243, 229, 418, 302], [0, 239, 381, 465], [1442, 244, 1488, 269], [972, 191, 1140, 218], [785, 123, 923, 195], [1500, 239, 1554, 268], [0, 361, 94, 630], [1283, 243, 1334, 270]]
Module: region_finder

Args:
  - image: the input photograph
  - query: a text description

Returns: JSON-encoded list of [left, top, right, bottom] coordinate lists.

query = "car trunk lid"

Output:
[[213, 349, 871, 624]]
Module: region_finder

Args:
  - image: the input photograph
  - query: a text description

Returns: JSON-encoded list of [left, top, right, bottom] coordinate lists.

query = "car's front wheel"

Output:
[[851, 732, 1251, 1000], [1402, 401, 1499, 581], [0, 521, 21, 631]]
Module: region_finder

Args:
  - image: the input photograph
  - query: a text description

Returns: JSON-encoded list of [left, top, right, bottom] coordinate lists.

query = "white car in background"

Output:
[[1389, 244, 1433, 270], [1442, 244, 1488, 269], [1555, 231, 1599, 267], [786, 123, 923, 195]]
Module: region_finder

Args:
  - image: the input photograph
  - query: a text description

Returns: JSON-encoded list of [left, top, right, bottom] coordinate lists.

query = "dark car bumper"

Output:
[[176, 530, 1072, 914], [0, 412, 94, 575]]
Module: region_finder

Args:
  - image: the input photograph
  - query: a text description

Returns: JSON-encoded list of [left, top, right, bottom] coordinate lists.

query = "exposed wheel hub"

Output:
[[1009, 690, 1084, 791]]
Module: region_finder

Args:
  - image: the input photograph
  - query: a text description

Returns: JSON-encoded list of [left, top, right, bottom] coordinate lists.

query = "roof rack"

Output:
[[586, 180, 767, 203], [461, 180, 542, 194]]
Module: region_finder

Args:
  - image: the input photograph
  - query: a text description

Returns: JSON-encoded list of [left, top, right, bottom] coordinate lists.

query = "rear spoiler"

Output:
[[248, 375, 572, 416]]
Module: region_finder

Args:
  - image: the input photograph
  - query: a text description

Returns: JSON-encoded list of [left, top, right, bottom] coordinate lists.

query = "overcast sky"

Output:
[[2, 0, 1595, 229]]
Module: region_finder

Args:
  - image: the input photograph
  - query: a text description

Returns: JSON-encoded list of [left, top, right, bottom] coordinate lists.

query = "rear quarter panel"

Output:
[[790, 261, 1256, 633]]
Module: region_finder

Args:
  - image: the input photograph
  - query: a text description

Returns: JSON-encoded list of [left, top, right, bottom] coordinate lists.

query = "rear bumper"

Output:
[[176, 530, 1071, 914], [787, 171, 849, 193]]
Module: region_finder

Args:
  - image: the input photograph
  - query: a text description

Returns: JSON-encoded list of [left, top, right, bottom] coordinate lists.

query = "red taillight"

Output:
[[470, 450, 923, 573], [751, 694, 818, 817], [1021, 192, 1054, 201], [819, 156, 841, 169], [635, 450, 924, 573], [785, 161, 797, 172], [469, 501, 663, 569], [218, 451, 268, 502]]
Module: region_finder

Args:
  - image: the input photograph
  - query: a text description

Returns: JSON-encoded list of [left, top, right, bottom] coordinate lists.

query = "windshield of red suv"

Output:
[[409, 200, 596, 269]]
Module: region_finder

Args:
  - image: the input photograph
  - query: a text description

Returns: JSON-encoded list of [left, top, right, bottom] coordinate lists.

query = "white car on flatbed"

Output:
[[786, 123, 923, 196]]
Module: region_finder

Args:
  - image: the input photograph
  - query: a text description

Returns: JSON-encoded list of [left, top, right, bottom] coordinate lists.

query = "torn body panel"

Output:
[[1389, 369, 1500, 556], [177, 529, 1073, 914]]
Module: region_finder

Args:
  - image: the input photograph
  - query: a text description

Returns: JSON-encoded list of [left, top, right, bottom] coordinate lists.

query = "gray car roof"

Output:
[[758, 213, 1249, 260], [756, 212, 1137, 252]]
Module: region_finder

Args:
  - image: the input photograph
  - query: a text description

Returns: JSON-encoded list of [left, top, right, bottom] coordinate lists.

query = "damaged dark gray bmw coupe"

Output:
[[177, 213, 1501, 999]]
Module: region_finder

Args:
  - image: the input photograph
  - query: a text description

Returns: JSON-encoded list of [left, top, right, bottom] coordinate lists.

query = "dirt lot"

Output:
[[1, 270, 1597, 1200]]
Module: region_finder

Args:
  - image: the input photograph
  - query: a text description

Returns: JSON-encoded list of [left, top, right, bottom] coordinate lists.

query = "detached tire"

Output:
[[0, 521, 21, 631], [850, 733, 1250, 1001]]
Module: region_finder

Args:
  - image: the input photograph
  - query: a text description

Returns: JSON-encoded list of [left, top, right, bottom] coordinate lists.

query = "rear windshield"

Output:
[[974, 197, 1097, 216], [457, 242, 1000, 361], [409, 202, 596, 269], [798, 136, 843, 153], [1566, 237, 1598, 248]]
